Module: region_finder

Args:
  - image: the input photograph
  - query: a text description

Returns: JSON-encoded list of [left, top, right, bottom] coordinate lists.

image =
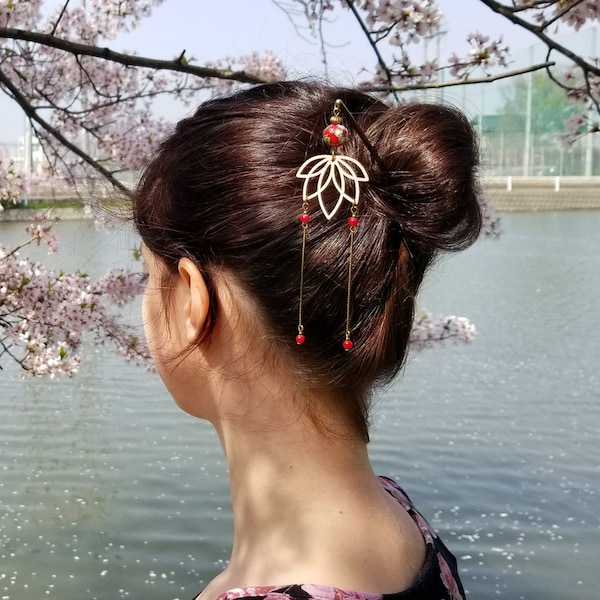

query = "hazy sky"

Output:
[[0, 0, 540, 148], [112, 0, 538, 65]]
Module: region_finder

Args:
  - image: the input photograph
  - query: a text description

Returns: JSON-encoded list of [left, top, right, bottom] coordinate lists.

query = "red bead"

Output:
[[342, 339, 354, 351], [322, 123, 348, 147], [296, 334, 306, 345], [348, 216, 359, 227], [300, 213, 310, 223]]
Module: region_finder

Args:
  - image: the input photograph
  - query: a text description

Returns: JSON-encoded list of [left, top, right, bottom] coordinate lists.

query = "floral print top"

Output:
[[194, 476, 465, 600]]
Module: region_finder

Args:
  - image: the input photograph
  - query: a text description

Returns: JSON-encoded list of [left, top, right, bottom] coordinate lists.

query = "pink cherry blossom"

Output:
[[1, 219, 150, 376], [410, 311, 477, 351], [0, 160, 24, 205]]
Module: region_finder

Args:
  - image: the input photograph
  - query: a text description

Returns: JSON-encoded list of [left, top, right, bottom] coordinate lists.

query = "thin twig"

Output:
[[50, 0, 72, 36], [0, 236, 39, 260], [271, 1, 316, 45], [317, 7, 330, 80], [363, 61, 555, 93], [345, 0, 400, 103]]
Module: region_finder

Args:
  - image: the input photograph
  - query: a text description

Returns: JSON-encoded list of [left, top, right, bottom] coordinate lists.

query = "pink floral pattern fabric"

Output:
[[195, 477, 465, 600]]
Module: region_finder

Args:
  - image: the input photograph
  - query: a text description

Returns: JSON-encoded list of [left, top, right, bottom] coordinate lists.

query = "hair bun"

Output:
[[367, 102, 482, 254]]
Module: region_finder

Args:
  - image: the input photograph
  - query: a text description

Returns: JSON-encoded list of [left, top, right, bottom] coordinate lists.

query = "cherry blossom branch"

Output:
[[1, 236, 40, 260], [0, 27, 270, 85], [479, 0, 600, 78], [1, 222, 152, 376], [363, 60, 555, 92], [545, 48, 600, 114]]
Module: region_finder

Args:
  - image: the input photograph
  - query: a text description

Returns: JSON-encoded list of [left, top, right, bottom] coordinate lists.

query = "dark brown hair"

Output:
[[134, 81, 482, 440]]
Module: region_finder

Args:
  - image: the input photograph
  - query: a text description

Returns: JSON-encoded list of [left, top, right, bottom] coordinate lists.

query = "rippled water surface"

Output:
[[1, 213, 599, 599]]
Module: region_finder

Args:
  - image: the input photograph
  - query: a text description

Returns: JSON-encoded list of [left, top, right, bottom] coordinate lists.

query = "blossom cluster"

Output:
[[1, 1, 158, 186], [479, 190, 502, 238], [448, 33, 509, 79], [559, 63, 600, 143], [192, 51, 285, 97], [556, 0, 599, 31], [0, 160, 24, 206], [410, 310, 476, 351], [1, 222, 150, 376], [24, 218, 59, 252], [302, 1, 510, 84], [518, 0, 600, 31]]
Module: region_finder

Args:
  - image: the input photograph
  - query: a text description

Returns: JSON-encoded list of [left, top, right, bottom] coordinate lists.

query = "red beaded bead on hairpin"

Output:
[[322, 121, 348, 147], [295, 99, 369, 351]]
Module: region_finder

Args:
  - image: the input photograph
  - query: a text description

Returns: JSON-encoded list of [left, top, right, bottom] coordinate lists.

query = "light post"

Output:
[[422, 17, 447, 103], [522, 45, 534, 177]]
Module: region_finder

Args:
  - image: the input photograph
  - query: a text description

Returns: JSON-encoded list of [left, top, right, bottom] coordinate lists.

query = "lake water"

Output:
[[1, 212, 599, 599]]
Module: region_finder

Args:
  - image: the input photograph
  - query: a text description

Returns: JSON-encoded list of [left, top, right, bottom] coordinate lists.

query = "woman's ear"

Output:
[[177, 258, 210, 343]]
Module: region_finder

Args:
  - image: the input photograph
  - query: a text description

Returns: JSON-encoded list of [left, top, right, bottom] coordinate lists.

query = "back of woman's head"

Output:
[[134, 81, 482, 440]]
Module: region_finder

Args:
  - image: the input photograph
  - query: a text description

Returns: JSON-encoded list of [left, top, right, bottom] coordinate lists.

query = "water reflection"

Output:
[[15, 382, 115, 522]]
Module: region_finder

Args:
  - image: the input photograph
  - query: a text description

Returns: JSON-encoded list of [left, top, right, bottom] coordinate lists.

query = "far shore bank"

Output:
[[0, 207, 92, 222], [1, 178, 599, 222], [488, 189, 600, 211]]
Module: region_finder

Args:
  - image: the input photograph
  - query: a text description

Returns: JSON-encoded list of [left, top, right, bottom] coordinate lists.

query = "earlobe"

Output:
[[177, 258, 210, 343]]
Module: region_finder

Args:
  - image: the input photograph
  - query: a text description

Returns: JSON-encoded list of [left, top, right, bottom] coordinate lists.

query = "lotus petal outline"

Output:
[[296, 154, 369, 220]]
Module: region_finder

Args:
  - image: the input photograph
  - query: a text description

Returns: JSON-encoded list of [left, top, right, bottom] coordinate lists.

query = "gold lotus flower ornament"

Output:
[[296, 152, 369, 220]]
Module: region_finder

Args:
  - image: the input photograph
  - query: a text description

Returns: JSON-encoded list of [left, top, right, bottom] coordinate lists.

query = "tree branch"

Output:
[[0, 338, 30, 373], [0, 27, 270, 85], [316, 6, 330, 80], [362, 61, 555, 93], [478, 0, 600, 78]]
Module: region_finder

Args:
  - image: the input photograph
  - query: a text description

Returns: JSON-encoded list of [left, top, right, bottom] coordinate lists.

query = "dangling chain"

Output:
[[296, 196, 310, 346], [343, 204, 359, 351]]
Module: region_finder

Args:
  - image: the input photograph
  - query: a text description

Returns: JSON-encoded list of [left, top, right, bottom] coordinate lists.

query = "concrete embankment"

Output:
[[0, 207, 88, 222], [486, 176, 600, 211]]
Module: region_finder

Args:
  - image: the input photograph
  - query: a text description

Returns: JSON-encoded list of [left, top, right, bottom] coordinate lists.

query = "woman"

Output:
[[134, 81, 481, 600]]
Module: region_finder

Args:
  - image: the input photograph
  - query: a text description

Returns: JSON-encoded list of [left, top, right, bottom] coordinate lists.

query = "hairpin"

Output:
[[295, 99, 371, 351]]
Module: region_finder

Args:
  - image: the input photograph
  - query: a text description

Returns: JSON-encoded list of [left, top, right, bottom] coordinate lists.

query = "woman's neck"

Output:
[[206, 387, 419, 593]]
